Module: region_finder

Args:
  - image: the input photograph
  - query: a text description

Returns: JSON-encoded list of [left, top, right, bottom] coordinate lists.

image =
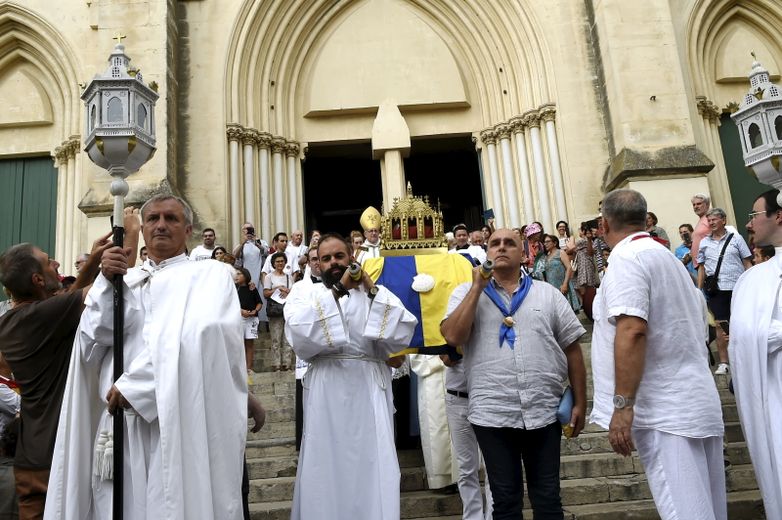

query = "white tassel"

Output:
[[101, 433, 114, 480], [94, 431, 108, 478]]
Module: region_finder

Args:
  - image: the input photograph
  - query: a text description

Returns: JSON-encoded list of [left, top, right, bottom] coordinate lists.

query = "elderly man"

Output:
[[697, 207, 752, 374], [591, 189, 725, 520], [284, 233, 417, 520], [0, 231, 113, 520], [441, 228, 587, 520], [690, 193, 711, 267], [730, 189, 782, 519], [355, 207, 383, 265], [45, 195, 248, 520]]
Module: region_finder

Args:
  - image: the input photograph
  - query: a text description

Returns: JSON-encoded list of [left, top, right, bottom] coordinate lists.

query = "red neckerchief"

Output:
[[631, 233, 669, 246]]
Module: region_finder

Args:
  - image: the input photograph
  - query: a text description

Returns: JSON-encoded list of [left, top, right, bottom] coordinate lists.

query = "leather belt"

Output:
[[447, 389, 469, 398]]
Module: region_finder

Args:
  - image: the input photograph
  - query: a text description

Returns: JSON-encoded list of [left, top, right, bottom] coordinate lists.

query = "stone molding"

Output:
[[522, 110, 541, 129], [241, 128, 259, 146], [225, 124, 297, 152], [509, 116, 526, 134], [284, 142, 300, 157], [270, 137, 287, 154], [479, 128, 497, 145], [495, 123, 511, 140], [478, 102, 558, 144], [539, 104, 557, 123], [226, 123, 243, 142]]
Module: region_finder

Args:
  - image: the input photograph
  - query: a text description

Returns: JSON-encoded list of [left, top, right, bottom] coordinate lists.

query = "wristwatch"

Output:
[[367, 285, 379, 300], [613, 394, 635, 410]]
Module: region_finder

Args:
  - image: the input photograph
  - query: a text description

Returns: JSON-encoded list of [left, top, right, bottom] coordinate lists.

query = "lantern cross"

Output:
[[113, 32, 126, 44]]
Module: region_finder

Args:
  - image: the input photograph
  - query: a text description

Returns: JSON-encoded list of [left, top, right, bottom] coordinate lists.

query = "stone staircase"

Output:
[[245, 320, 766, 519]]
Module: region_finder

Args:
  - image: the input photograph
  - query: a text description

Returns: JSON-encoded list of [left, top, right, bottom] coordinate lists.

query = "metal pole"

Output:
[[111, 178, 127, 520]]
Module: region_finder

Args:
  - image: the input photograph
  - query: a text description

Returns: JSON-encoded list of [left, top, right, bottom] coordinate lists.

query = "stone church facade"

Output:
[[2, 0, 781, 273]]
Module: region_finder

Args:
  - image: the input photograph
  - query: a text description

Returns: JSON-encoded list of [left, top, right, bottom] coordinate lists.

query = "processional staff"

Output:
[[81, 35, 159, 520]]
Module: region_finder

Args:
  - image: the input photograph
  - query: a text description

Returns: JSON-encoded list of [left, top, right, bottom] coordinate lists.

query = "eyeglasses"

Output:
[[748, 210, 767, 221]]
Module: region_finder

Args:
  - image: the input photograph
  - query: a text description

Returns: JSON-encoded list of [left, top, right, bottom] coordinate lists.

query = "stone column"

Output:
[[226, 124, 243, 246], [696, 96, 736, 222], [64, 140, 78, 269], [379, 150, 406, 213], [540, 105, 568, 225], [68, 136, 83, 255], [372, 102, 410, 210], [242, 129, 258, 225], [285, 142, 300, 232], [53, 144, 69, 266], [480, 129, 504, 227], [497, 124, 521, 228], [270, 137, 286, 234], [510, 117, 535, 224], [525, 111, 553, 229], [256, 132, 272, 241]]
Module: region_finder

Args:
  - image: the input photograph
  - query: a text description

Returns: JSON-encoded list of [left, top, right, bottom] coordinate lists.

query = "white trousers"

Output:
[[633, 428, 727, 520], [445, 393, 493, 520]]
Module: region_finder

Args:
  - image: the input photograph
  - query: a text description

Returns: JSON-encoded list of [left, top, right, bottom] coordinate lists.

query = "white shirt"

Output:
[[448, 245, 487, 265], [590, 232, 723, 438], [261, 249, 301, 277], [189, 244, 215, 261]]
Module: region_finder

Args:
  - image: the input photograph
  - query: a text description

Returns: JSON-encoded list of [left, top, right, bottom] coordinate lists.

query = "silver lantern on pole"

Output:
[[731, 53, 782, 205], [81, 34, 158, 520]]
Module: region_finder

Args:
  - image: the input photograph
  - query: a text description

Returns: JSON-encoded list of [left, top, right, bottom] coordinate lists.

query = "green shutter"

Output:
[[0, 157, 58, 301], [719, 114, 768, 240]]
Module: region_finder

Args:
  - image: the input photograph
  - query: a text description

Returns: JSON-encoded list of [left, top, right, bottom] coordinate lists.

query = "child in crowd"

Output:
[[754, 244, 775, 264], [236, 267, 262, 376]]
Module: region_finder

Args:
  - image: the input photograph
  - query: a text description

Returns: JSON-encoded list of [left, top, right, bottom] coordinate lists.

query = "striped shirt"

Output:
[[696, 231, 751, 291]]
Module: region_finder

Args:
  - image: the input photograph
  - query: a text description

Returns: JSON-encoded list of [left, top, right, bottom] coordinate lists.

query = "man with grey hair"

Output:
[[591, 189, 726, 520], [690, 193, 711, 267], [46, 194, 248, 520], [696, 207, 752, 375]]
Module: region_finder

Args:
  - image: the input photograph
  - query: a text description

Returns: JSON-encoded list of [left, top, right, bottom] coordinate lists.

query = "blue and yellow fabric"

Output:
[[363, 254, 474, 355]]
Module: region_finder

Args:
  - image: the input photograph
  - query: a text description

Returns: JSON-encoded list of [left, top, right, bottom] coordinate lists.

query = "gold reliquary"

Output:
[[380, 183, 447, 252]]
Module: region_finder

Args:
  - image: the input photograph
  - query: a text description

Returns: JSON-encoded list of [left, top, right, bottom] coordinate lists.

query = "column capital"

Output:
[[256, 131, 273, 148], [270, 136, 287, 154], [53, 145, 69, 166], [695, 96, 721, 125], [539, 104, 557, 123], [495, 123, 512, 140], [480, 128, 498, 145], [509, 116, 526, 134], [226, 123, 244, 142], [284, 142, 300, 157], [522, 110, 541, 129], [241, 128, 259, 146], [65, 136, 81, 158]]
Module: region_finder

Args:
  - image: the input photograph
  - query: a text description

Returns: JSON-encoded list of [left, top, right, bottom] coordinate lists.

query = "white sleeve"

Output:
[[362, 286, 417, 354], [0, 387, 19, 416], [284, 284, 349, 360], [114, 347, 158, 422], [442, 283, 471, 321], [604, 253, 649, 322]]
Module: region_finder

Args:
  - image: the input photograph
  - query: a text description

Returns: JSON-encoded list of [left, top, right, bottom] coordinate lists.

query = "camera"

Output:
[[682, 232, 691, 242], [246, 226, 255, 236]]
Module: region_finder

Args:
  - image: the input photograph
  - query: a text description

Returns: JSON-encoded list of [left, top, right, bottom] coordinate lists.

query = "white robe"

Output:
[[410, 354, 455, 489], [729, 252, 782, 520], [45, 257, 248, 520], [356, 240, 381, 265], [284, 282, 417, 520]]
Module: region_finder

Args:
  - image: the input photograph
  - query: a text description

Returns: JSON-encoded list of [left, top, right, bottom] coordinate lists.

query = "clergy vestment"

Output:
[[730, 251, 782, 520], [45, 256, 248, 520], [410, 354, 456, 489], [284, 281, 417, 520], [356, 240, 381, 265]]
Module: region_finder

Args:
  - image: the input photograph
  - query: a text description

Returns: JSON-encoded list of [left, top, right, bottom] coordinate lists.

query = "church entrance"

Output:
[[404, 135, 484, 232], [302, 141, 382, 236], [302, 135, 485, 237]]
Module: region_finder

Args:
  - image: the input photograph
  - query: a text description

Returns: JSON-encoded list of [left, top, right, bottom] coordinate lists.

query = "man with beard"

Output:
[[0, 229, 115, 519], [730, 189, 782, 518], [284, 233, 417, 520]]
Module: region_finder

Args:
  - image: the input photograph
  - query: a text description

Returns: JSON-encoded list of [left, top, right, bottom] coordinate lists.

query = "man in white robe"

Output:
[[730, 189, 782, 519], [356, 206, 383, 265], [409, 354, 456, 490], [284, 233, 417, 520], [45, 195, 248, 520]]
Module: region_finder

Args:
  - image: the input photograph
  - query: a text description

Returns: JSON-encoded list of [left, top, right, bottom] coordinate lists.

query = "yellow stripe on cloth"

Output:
[[415, 254, 474, 347], [363, 257, 385, 283]]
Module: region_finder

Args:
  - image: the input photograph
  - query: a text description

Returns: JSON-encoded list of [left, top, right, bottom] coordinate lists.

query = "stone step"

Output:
[[248, 464, 758, 506], [247, 455, 298, 480], [249, 489, 764, 520], [247, 420, 295, 441], [245, 438, 296, 459]]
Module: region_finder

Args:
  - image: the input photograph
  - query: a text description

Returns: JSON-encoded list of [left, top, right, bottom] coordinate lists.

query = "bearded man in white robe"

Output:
[[730, 189, 782, 519], [284, 233, 417, 520], [45, 195, 248, 520]]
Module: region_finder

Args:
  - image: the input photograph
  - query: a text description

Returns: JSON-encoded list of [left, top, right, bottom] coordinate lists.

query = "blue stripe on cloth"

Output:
[[375, 256, 424, 348]]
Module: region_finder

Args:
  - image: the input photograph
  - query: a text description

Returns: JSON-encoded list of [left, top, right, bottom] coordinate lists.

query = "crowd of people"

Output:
[[0, 187, 779, 520]]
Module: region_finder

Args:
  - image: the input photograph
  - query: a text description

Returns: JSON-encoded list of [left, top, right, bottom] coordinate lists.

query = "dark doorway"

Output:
[[302, 141, 382, 235], [404, 135, 484, 231]]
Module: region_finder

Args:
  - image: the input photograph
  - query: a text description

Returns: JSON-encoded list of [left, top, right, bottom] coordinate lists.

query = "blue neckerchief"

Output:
[[483, 275, 533, 349]]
